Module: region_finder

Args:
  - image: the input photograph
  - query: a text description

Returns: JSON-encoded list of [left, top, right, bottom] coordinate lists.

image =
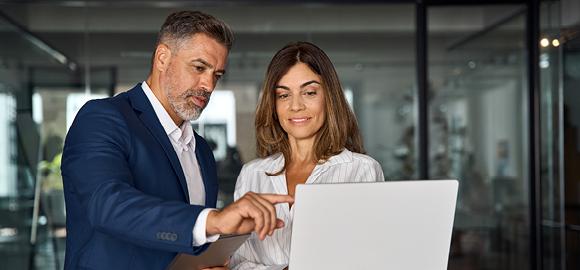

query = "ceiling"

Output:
[[0, 2, 528, 89]]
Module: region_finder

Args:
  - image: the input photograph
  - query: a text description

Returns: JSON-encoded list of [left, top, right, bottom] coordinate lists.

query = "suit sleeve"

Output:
[[61, 99, 207, 254]]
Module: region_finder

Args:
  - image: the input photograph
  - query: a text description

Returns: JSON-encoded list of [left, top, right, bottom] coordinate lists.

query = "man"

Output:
[[61, 11, 292, 270]]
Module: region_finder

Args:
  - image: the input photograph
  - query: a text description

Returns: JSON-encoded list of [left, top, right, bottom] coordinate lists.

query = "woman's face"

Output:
[[275, 62, 326, 144]]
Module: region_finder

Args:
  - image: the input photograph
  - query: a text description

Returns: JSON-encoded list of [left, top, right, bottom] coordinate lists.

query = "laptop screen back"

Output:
[[288, 180, 458, 270]]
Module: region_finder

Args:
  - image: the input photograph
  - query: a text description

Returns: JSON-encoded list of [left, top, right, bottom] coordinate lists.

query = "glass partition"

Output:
[[539, 1, 566, 269], [563, 36, 580, 270], [0, 11, 56, 270], [561, 1, 580, 267], [428, 5, 530, 270]]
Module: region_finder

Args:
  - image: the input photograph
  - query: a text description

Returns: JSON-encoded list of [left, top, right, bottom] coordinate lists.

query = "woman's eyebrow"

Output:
[[275, 80, 320, 90], [300, 80, 321, 88]]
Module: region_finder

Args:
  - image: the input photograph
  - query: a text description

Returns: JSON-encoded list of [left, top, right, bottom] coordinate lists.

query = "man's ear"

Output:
[[153, 44, 172, 72]]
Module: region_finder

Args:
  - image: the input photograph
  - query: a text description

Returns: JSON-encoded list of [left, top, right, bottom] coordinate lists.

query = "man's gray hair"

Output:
[[157, 10, 234, 50]]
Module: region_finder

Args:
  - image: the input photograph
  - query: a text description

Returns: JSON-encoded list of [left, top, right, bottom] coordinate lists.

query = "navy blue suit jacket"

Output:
[[61, 84, 219, 269]]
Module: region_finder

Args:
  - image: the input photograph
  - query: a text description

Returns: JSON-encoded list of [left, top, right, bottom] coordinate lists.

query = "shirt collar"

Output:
[[265, 148, 353, 173], [141, 81, 196, 150]]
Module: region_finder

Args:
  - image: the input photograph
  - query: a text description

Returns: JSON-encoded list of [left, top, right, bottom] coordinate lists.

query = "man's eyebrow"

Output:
[[192, 58, 226, 74], [192, 58, 212, 68]]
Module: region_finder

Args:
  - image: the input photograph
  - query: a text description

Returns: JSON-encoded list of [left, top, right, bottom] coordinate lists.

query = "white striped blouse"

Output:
[[229, 149, 385, 270]]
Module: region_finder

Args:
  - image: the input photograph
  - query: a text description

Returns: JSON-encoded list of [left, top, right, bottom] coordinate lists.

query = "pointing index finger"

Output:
[[259, 194, 294, 204]]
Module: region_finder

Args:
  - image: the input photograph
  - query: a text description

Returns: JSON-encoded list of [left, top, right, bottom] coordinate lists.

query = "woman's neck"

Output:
[[285, 137, 317, 201], [288, 137, 316, 165]]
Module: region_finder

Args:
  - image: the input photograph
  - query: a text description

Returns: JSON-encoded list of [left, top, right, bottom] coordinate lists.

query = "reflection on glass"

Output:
[[562, 13, 580, 270], [0, 92, 16, 197], [429, 6, 529, 270], [539, 1, 566, 269], [0, 11, 70, 269]]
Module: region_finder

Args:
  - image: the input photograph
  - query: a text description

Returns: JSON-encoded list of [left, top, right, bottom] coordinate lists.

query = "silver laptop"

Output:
[[288, 180, 458, 270]]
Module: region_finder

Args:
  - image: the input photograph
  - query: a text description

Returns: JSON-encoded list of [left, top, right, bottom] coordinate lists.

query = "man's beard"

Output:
[[165, 84, 211, 121]]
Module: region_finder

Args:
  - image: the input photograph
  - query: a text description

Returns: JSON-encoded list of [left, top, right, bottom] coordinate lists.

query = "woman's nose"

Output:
[[289, 95, 306, 111]]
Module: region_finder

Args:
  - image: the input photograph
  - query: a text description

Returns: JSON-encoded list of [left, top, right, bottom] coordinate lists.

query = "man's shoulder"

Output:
[[79, 85, 138, 114], [70, 86, 144, 133], [77, 97, 117, 116]]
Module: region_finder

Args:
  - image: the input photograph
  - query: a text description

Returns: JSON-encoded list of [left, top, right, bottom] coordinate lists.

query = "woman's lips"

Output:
[[289, 117, 311, 124]]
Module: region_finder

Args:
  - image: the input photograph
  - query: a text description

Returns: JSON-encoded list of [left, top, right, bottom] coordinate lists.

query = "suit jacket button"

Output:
[[170, 233, 177, 241]]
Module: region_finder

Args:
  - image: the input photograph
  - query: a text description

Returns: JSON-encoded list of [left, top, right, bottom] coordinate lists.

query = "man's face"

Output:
[[160, 33, 228, 122]]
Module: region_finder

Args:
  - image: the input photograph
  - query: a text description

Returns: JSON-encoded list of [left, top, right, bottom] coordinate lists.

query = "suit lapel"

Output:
[[127, 85, 190, 202]]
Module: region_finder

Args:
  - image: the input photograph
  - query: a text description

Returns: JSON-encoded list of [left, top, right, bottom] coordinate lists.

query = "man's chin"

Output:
[[177, 109, 203, 122]]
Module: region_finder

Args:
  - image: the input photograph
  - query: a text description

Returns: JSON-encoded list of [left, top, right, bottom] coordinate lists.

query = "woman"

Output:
[[229, 42, 384, 270]]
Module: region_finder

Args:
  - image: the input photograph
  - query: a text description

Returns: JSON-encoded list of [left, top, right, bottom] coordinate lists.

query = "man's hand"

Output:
[[206, 192, 294, 240]]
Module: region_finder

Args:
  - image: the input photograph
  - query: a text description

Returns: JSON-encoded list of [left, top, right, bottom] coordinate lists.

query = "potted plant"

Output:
[[38, 153, 66, 226]]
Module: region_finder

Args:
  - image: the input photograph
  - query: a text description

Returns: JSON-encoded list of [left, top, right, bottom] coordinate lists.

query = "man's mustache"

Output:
[[182, 89, 211, 99]]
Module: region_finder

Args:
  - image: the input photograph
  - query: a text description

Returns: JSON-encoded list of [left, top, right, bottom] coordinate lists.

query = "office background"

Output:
[[0, 0, 578, 269]]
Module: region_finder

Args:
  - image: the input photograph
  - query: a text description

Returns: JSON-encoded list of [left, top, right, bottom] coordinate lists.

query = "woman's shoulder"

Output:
[[344, 150, 385, 181], [240, 153, 284, 173], [321, 149, 385, 182], [235, 154, 283, 195], [344, 150, 381, 167]]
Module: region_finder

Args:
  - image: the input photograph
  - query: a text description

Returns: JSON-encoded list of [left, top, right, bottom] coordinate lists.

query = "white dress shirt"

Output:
[[229, 149, 385, 270], [142, 81, 218, 246]]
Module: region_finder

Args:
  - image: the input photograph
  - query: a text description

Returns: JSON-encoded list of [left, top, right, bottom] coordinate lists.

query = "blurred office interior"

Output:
[[0, 0, 578, 269]]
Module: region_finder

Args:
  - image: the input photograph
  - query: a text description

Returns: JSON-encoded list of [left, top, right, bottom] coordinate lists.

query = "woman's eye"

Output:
[[305, 90, 317, 96], [277, 93, 289, 99]]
